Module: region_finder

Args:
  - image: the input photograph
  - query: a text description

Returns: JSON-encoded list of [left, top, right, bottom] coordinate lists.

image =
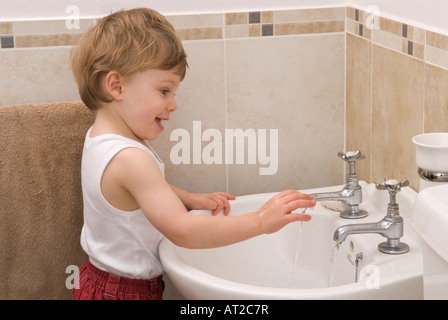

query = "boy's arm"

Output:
[[113, 148, 315, 249], [168, 184, 235, 215]]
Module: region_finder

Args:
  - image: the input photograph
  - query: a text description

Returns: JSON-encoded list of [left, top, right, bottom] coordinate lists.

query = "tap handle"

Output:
[[376, 178, 409, 214], [338, 151, 365, 162], [338, 151, 365, 180], [376, 178, 409, 192]]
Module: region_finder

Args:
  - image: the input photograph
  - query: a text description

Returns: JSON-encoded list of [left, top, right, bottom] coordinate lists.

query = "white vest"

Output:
[[80, 128, 164, 279]]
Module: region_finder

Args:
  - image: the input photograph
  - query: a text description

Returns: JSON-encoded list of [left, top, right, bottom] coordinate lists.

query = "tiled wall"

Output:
[[346, 7, 448, 190], [346, 7, 448, 69], [1, 6, 448, 193], [0, 8, 346, 197], [159, 8, 346, 196]]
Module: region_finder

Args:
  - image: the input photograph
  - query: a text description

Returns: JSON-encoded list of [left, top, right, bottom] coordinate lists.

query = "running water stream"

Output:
[[292, 221, 304, 273], [290, 208, 342, 288], [327, 242, 341, 287], [292, 207, 307, 273]]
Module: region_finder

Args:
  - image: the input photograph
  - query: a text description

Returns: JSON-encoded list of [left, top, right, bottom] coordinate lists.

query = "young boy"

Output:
[[70, 8, 315, 300]]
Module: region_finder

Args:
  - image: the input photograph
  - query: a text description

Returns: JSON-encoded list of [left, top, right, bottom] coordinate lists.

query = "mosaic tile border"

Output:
[[223, 8, 345, 38], [1, 6, 448, 70], [0, 7, 345, 48], [346, 6, 448, 70]]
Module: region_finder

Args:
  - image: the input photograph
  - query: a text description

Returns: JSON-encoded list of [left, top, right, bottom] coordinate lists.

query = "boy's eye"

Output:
[[160, 89, 170, 95]]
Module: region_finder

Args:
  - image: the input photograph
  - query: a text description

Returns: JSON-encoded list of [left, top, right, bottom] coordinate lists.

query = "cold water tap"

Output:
[[310, 151, 368, 219], [333, 178, 410, 254]]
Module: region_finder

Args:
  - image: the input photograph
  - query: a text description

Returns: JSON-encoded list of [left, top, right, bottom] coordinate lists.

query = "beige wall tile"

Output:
[[413, 42, 425, 60], [225, 24, 248, 38], [371, 45, 424, 189], [373, 28, 403, 53], [0, 47, 79, 106], [362, 25, 372, 40], [12, 19, 95, 35], [167, 13, 223, 29], [15, 33, 81, 47], [427, 31, 448, 51], [426, 45, 448, 70], [226, 12, 247, 25], [346, 19, 357, 35], [225, 35, 345, 195], [275, 20, 344, 36], [379, 17, 402, 37], [261, 11, 273, 23], [0, 22, 13, 34], [249, 24, 260, 37], [413, 27, 426, 45], [424, 64, 448, 133], [176, 27, 222, 41], [346, 33, 372, 182], [274, 7, 345, 23], [346, 7, 355, 21]]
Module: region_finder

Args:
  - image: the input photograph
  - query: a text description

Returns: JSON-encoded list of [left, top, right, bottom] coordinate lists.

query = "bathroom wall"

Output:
[[0, 7, 346, 196], [347, 0, 448, 33], [2, 3, 448, 194], [345, 6, 448, 190]]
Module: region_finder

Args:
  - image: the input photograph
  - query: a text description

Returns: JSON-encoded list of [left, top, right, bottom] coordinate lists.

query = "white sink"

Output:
[[412, 184, 448, 299], [160, 182, 423, 299]]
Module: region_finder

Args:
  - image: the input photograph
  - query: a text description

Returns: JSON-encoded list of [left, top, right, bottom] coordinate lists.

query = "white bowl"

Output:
[[412, 133, 448, 172]]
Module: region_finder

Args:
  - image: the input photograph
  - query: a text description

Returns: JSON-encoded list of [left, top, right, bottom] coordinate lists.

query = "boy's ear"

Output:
[[104, 71, 123, 101]]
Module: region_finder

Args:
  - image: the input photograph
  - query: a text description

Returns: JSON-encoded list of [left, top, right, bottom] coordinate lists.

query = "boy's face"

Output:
[[119, 69, 181, 141]]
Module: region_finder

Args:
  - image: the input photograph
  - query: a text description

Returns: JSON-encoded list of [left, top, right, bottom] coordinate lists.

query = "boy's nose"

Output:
[[168, 99, 177, 112]]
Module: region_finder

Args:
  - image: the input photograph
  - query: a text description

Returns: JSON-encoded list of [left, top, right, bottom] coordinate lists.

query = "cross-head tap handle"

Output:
[[376, 178, 409, 205], [376, 178, 409, 192], [338, 151, 366, 162], [338, 151, 365, 180]]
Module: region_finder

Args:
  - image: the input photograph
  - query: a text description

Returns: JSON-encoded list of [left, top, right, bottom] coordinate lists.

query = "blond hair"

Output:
[[70, 8, 187, 111]]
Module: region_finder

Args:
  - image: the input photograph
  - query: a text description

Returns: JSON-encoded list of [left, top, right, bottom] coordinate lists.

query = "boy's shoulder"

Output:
[[113, 146, 160, 170], [104, 146, 164, 190]]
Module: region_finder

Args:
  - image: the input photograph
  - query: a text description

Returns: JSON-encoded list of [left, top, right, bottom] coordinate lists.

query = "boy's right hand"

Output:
[[256, 190, 316, 234]]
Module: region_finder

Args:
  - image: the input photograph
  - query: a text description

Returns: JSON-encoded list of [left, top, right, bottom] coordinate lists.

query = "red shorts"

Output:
[[73, 260, 164, 300]]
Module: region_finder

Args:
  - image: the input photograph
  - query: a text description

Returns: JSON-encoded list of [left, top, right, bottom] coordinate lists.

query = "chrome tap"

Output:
[[333, 178, 410, 254], [310, 151, 368, 219]]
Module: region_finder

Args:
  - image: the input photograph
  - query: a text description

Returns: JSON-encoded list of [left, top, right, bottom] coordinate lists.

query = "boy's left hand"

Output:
[[190, 192, 236, 216]]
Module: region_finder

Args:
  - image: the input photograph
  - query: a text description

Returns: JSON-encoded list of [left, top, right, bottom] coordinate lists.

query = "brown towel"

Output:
[[0, 102, 95, 299]]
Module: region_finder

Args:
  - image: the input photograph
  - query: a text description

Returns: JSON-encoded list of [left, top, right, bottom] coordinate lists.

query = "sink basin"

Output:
[[160, 181, 423, 299], [412, 184, 448, 299]]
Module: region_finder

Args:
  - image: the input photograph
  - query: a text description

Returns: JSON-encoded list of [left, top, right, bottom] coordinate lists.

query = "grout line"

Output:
[[223, 13, 230, 194], [423, 31, 428, 133], [369, 30, 374, 183], [343, 8, 347, 183]]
